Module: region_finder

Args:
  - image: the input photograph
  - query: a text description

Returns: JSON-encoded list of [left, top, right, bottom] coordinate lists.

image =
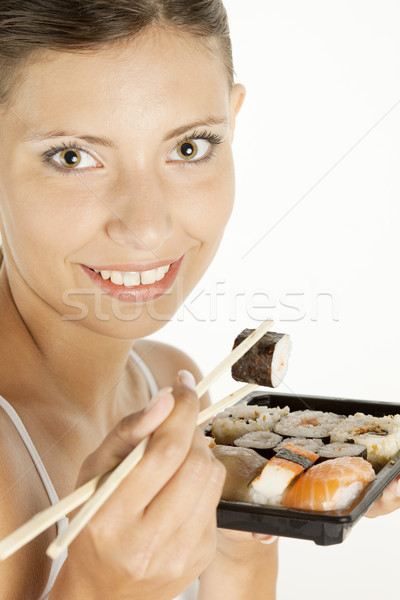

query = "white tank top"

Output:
[[0, 349, 197, 599]]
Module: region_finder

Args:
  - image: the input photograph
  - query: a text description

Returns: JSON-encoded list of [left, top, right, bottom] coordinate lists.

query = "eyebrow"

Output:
[[21, 131, 117, 148], [20, 116, 229, 148], [162, 116, 229, 141]]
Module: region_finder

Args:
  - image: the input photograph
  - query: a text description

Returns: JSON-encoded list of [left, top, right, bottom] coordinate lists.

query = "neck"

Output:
[[0, 265, 144, 421]]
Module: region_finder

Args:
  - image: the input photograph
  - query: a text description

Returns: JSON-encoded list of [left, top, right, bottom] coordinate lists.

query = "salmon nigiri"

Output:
[[283, 456, 375, 511]]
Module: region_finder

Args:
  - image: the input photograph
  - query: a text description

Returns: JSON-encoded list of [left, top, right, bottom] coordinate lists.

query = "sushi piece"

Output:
[[283, 456, 375, 511], [330, 412, 400, 471], [212, 445, 267, 502], [220, 403, 290, 424], [317, 442, 367, 462], [255, 406, 290, 429], [211, 415, 262, 445], [234, 431, 283, 458], [211, 405, 289, 445], [273, 437, 324, 454], [231, 329, 291, 388], [249, 443, 319, 505], [273, 410, 345, 440]]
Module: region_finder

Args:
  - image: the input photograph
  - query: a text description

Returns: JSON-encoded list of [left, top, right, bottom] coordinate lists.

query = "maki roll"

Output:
[[234, 431, 283, 459], [317, 442, 367, 462], [231, 329, 291, 388], [249, 443, 319, 505], [211, 405, 289, 445], [211, 416, 260, 445], [273, 437, 324, 455], [330, 412, 400, 470], [273, 410, 345, 440], [255, 406, 290, 429], [220, 403, 289, 424]]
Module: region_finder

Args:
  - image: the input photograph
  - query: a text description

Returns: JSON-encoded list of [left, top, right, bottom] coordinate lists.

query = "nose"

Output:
[[106, 170, 173, 253]]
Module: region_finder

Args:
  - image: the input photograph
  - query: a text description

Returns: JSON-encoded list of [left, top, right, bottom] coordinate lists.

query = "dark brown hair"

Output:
[[0, 0, 234, 108]]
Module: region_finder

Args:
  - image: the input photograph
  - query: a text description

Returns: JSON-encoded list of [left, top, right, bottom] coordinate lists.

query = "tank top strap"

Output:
[[0, 396, 61, 506], [0, 395, 68, 600], [39, 514, 69, 599], [130, 348, 159, 396]]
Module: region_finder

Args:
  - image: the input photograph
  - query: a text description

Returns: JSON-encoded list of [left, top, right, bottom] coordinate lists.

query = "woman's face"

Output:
[[0, 28, 244, 339]]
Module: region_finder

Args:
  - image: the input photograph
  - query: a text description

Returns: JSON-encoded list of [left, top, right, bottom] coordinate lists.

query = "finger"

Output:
[[146, 452, 224, 579], [118, 370, 201, 508], [104, 429, 223, 581], [141, 429, 225, 541], [365, 477, 400, 518], [146, 510, 218, 588], [76, 387, 175, 487], [162, 459, 224, 575]]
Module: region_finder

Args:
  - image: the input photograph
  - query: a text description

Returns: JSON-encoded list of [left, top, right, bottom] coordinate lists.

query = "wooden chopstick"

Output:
[[47, 382, 260, 559], [0, 319, 272, 561], [0, 382, 259, 561], [47, 321, 272, 560], [0, 474, 108, 561], [197, 383, 259, 427]]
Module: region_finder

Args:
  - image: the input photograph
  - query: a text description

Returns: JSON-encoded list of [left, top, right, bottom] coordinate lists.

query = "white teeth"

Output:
[[140, 269, 157, 285], [154, 267, 165, 281], [123, 271, 140, 286], [110, 271, 124, 285], [97, 265, 171, 287]]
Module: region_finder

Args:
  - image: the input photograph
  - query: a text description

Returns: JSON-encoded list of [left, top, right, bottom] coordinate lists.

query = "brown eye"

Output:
[[60, 149, 81, 168], [177, 141, 198, 160], [167, 138, 212, 163]]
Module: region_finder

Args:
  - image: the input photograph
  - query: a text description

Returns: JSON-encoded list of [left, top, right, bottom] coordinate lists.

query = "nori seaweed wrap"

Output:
[[231, 329, 291, 388]]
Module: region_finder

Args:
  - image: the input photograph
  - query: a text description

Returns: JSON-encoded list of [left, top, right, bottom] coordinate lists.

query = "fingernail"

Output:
[[258, 536, 278, 545], [144, 386, 173, 412], [178, 369, 196, 391]]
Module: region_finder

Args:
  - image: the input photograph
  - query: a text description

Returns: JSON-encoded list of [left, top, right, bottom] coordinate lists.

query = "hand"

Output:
[[365, 475, 400, 518], [53, 371, 226, 600]]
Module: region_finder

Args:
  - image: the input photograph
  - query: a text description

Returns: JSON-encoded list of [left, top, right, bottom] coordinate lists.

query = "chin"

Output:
[[59, 288, 185, 340]]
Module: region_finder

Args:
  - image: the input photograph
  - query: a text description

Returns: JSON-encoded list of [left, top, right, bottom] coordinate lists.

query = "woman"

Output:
[[0, 1, 278, 599]]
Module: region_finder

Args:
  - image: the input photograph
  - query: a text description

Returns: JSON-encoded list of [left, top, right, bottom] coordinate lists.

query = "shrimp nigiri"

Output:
[[249, 443, 319, 505], [283, 456, 375, 511]]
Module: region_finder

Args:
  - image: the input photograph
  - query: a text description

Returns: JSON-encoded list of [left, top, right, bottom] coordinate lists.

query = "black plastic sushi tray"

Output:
[[213, 391, 400, 546]]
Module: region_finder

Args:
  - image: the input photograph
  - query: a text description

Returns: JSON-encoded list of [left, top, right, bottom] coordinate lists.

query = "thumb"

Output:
[[75, 387, 175, 488]]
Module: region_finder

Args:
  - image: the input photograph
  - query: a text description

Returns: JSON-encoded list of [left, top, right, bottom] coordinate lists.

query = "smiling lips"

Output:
[[94, 264, 171, 287], [81, 256, 183, 303]]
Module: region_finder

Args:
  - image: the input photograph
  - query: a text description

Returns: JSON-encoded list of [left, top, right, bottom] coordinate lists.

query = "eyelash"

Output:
[[170, 129, 224, 167], [40, 130, 224, 175]]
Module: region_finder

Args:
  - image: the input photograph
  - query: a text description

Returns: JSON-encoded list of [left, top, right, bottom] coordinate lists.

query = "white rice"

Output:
[[330, 412, 400, 470], [273, 410, 345, 439], [212, 405, 290, 445]]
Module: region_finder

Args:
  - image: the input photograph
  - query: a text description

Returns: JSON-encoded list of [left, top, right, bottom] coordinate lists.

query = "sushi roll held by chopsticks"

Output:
[[231, 329, 291, 388]]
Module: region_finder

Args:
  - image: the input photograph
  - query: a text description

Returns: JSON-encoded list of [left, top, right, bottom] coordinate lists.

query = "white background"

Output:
[[149, 2, 400, 597]]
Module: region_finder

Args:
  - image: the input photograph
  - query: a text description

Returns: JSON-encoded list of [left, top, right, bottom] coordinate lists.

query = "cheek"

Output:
[[0, 175, 103, 273], [173, 156, 235, 243]]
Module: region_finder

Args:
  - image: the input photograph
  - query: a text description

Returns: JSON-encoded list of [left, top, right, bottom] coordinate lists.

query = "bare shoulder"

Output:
[[0, 409, 55, 598], [133, 339, 211, 409]]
